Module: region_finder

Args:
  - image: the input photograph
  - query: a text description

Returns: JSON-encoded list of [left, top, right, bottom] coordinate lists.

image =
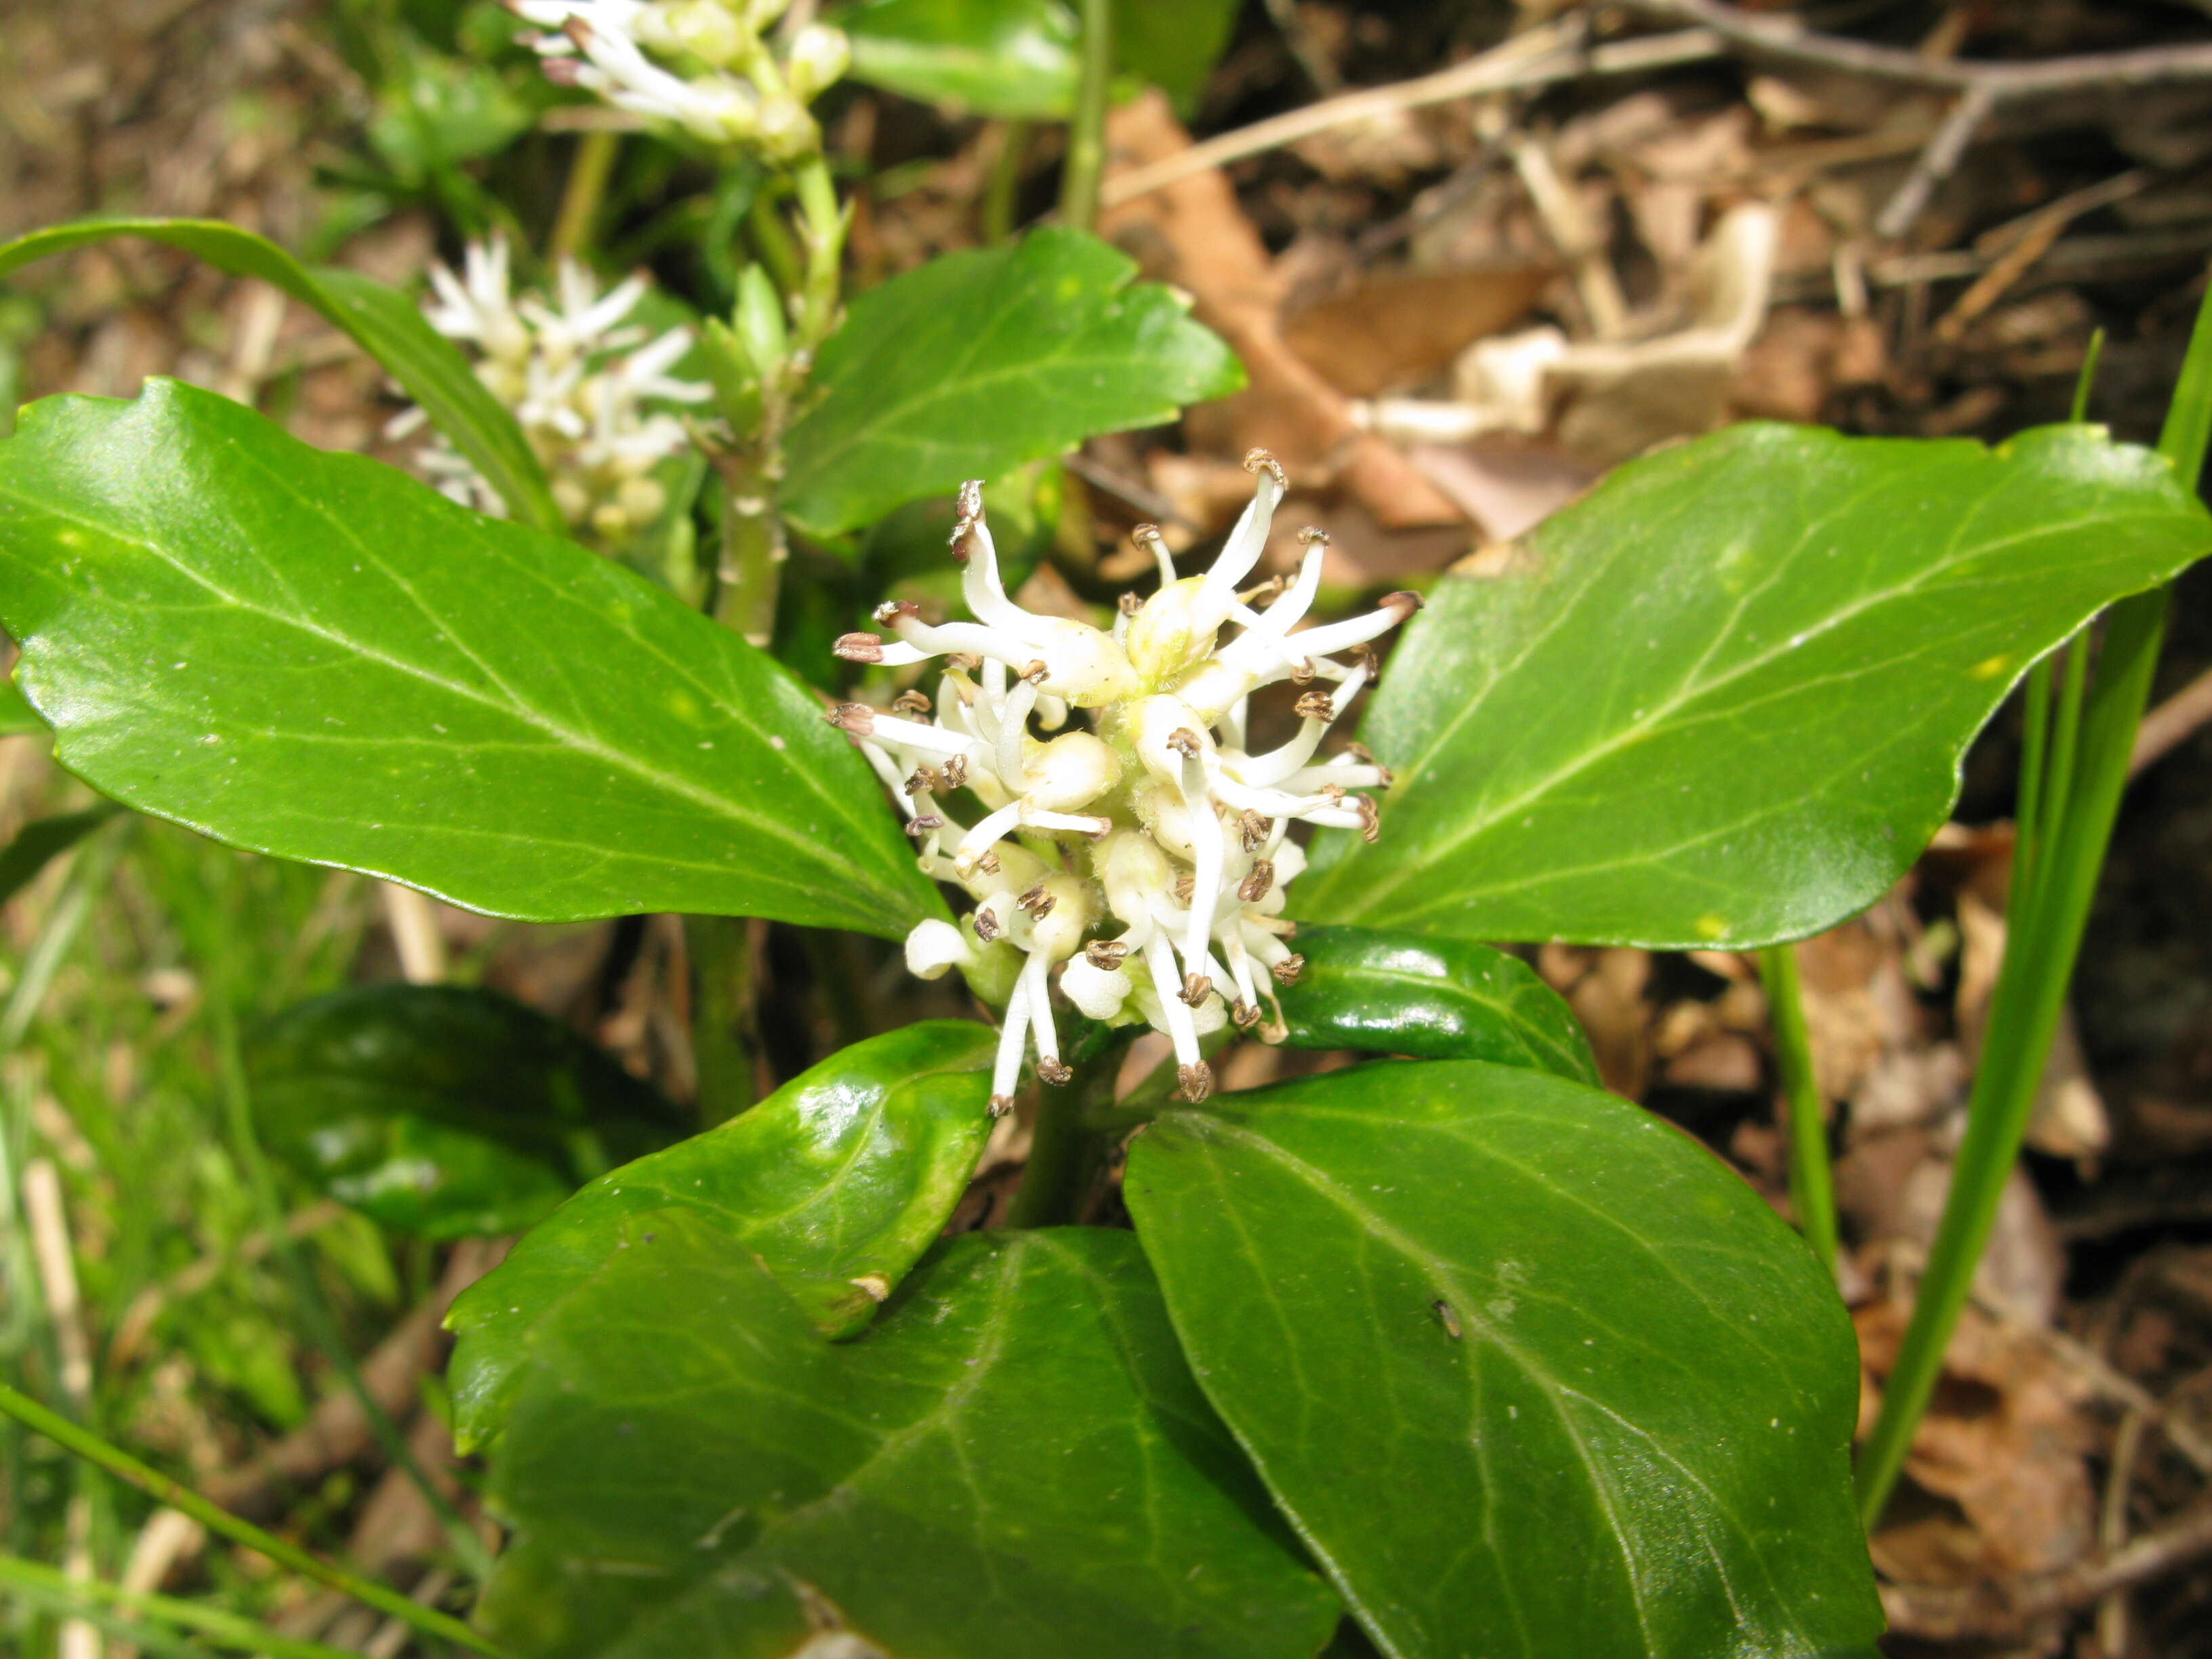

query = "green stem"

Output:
[[685, 914, 759, 1124], [1759, 943, 1837, 1277], [0, 1381, 497, 1656], [204, 933, 494, 1584], [1060, 0, 1113, 230], [549, 129, 621, 261], [982, 121, 1028, 243], [790, 154, 846, 359], [0, 1552, 373, 1659], [1855, 284, 2212, 1527], [744, 189, 804, 298], [710, 462, 784, 647]]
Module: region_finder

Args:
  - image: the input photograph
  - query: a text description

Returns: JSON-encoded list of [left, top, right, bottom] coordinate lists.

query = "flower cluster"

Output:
[[509, 0, 847, 157], [390, 238, 709, 546], [830, 455, 1416, 1113]]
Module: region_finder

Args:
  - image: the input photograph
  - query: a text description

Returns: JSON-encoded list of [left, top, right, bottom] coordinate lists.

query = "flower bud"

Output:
[[1122, 576, 1216, 686], [903, 918, 972, 981], [1059, 953, 1132, 1021], [1020, 731, 1121, 813], [784, 22, 850, 98], [1093, 828, 1172, 926]]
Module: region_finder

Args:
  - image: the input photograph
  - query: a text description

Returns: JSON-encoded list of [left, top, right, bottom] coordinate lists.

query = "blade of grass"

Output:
[[0, 1379, 497, 1656], [1856, 287, 2212, 1526], [1759, 942, 1837, 1277], [0, 1552, 375, 1659]]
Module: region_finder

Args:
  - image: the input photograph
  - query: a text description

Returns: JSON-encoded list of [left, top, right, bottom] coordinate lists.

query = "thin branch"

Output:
[[1099, 23, 1724, 209], [1637, 0, 2212, 94]]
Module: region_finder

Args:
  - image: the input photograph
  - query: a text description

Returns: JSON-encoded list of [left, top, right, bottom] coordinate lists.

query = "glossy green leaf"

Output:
[[1275, 926, 1598, 1084], [1126, 1061, 1882, 1659], [781, 228, 1243, 537], [447, 1021, 998, 1450], [0, 380, 941, 936], [480, 1221, 1341, 1659], [839, 0, 1078, 118], [1303, 424, 2211, 949], [0, 803, 123, 907], [246, 984, 689, 1241], [0, 217, 559, 530]]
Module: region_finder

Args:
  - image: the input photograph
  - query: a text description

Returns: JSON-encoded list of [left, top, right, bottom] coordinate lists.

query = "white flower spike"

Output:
[[389, 237, 709, 548], [508, 0, 846, 157], [830, 453, 1414, 1115]]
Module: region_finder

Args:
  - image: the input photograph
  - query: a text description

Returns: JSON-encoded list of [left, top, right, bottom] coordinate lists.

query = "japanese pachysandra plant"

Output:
[[830, 453, 1414, 1111], [390, 237, 710, 546]]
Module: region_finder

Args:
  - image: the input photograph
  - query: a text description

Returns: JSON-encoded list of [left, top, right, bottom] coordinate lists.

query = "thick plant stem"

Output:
[[1060, 0, 1113, 230], [1855, 285, 2212, 1527], [1759, 943, 1837, 1277], [550, 129, 620, 260], [0, 1551, 370, 1659], [686, 913, 760, 1124], [983, 122, 1028, 242], [712, 461, 785, 647], [0, 1382, 498, 1656]]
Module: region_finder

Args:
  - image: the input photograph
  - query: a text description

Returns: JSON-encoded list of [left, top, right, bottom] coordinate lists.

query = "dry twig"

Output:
[[1099, 22, 1723, 208]]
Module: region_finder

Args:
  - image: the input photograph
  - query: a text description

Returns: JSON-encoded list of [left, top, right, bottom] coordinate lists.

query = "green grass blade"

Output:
[[0, 1552, 371, 1659], [1760, 943, 1837, 1276]]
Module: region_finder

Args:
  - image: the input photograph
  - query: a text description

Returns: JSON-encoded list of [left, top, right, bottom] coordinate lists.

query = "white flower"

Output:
[[508, 0, 844, 158], [829, 456, 1414, 1115], [388, 237, 710, 547]]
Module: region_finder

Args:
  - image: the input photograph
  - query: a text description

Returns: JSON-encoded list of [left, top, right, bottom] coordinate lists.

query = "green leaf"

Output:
[[838, 0, 1079, 119], [480, 1221, 1341, 1659], [1303, 424, 2212, 949], [246, 984, 689, 1241], [0, 802, 123, 907], [1125, 1060, 1882, 1659], [0, 382, 939, 935], [781, 228, 1243, 538], [1117, 0, 1240, 111], [447, 1021, 998, 1450], [1275, 926, 1598, 1084], [0, 217, 560, 531]]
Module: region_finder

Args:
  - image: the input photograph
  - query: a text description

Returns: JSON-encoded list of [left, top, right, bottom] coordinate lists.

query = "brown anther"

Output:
[[1118, 592, 1143, 616], [987, 1093, 1015, 1120], [976, 848, 1001, 876], [1355, 794, 1381, 844], [1321, 782, 1346, 804], [1176, 1063, 1216, 1103], [941, 754, 969, 789], [904, 815, 945, 839], [1271, 954, 1307, 986], [1294, 691, 1336, 722], [1231, 999, 1263, 1029], [1383, 589, 1423, 614], [541, 55, 582, 84], [1166, 728, 1202, 758], [1084, 940, 1130, 969], [973, 909, 1002, 943], [1021, 659, 1049, 685], [1179, 972, 1212, 1007], [1076, 815, 1113, 841], [1237, 810, 1269, 851], [1036, 1057, 1073, 1086], [1132, 523, 1167, 554], [904, 766, 941, 796], [1289, 659, 1317, 684], [1239, 861, 1275, 903], [873, 600, 920, 627], [1017, 884, 1054, 917], [949, 480, 985, 563], [1348, 643, 1380, 684], [945, 652, 981, 672], [1173, 873, 1195, 905], [1296, 525, 1330, 546], [825, 703, 876, 735], [892, 689, 932, 716], [833, 632, 884, 663], [1242, 447, 1286, 488], [560, 16, 594, 45]]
